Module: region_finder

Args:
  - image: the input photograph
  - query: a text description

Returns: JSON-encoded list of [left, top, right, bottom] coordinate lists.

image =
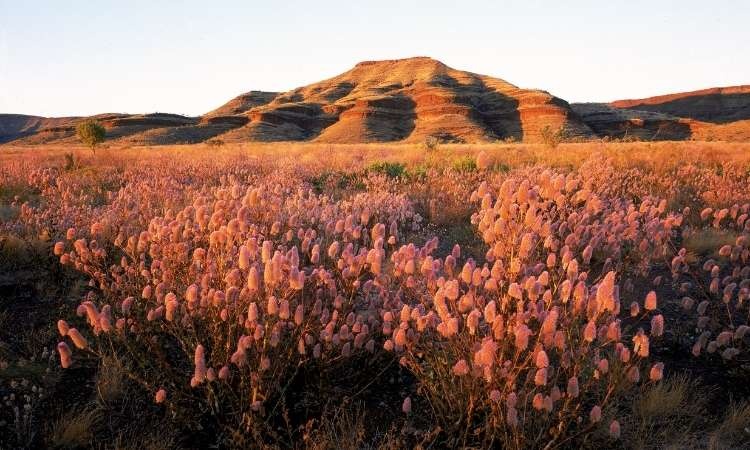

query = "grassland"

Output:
[[1, 140, 750, 449]]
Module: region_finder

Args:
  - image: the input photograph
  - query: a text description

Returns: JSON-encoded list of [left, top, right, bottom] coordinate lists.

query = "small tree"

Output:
[[76, 120, 106, 155], [540, 125, 566, 149], [423, 135, 440, 150]]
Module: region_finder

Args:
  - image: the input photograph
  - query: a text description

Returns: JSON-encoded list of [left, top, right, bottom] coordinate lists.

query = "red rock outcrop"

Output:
[[215, 57, 593, 143], [4, 60, 748, 145], [204, 91, 279, 117], [611, 86, 750, 123], [570, 103, 693, 140], [0, 114, 78, 143], [571, 85, 750, 141]]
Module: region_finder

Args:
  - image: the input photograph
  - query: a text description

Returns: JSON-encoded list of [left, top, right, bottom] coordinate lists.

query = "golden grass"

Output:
[[96, 355, 126, 405], [683, 229, 740, 259], [0, 235, 50, 268], [708, 402, 750, 450], [634, 376, 704, 420], [4, 139, 750, 449], [49, 407, 99, 448], [98, 431, 178, 450], [3, 140, 750, 174], [304, 402, 409, 450], [625, 376, 708, 449]]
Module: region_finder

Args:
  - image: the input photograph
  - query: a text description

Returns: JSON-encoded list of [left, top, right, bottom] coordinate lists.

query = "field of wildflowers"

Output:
[[1, 141, 750, 449]]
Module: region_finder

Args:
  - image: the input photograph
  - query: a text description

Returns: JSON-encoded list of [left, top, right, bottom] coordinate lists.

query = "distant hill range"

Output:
[[572, 85, 750, 142], [2, 58, 749, 145]]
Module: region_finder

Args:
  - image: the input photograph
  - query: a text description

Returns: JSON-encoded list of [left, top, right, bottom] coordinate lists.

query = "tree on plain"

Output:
[[76, 120, 106, 155]]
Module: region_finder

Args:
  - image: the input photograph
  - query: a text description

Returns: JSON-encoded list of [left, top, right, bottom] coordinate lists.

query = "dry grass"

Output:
[[97, 430, 179, 450], [708, 402, 750, 450], [3, 140, 750, 174], [0, 235, 37, 267], [96, 354, 126, 405], [626, 376, 708, 449], [3, 139, 750, 449], [49, 408, 99, 448], [682, 229, 739, 259], [304, 402, 370, 450], [304, 402, 413, 450]]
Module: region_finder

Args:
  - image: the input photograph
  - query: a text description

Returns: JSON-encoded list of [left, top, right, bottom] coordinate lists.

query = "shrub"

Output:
[[76, 120, 106, 154], [540, 125, 565, 149], [366, 161, 407, 179], [96, 354, 126, 404], [451, 156, 477, 172], [48, 408, 99, 448], [49, 163, 678, 447], [391, 169, 672, 447], [674, 218, 750, 365], [205, 138, 225, 147], [4, 145, 749, 447], [63, 152, 80, 171], [424, 136, 440, 150], [52, 179, 423, 445]]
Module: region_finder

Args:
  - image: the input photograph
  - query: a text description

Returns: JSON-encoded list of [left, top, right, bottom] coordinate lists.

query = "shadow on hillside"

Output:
[[582, 117, 693, 141], [619, 93, 750, 124], [632, 120, 693, 140], [101, 116, 194, 142], [321, 82, 356, 103], [246, 103, 338, 141], [362, 94, 417, 141], [432, 73, 523, 141]]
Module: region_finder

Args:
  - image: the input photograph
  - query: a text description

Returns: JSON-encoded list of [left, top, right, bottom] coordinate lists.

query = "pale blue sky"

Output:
[[1, 1, 748, 117]]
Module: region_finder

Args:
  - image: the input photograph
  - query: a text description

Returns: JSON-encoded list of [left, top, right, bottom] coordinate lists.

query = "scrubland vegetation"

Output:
[[1, 141, 750, 449]]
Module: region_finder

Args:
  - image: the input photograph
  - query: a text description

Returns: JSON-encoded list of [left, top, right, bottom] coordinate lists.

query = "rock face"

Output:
[[2, 59, 748, 145], [571, 86, 750, 141], [0, 114, 78, 143], [217, 57, 593, 143], [610, 86, 750, 123], [0, 112, 221, 145], [1, 58, 593, 145], [570, 103, 693, 140], [204, 91, 280, 117]]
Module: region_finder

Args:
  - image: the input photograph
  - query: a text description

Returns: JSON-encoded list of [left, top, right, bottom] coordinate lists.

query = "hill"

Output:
[[0, 58, 593, 145], [571, 85, 750, 141], [212, 57, 592, 143], [611, 85, 750, 123], [0, 114, 78, 143], [2, 60, 748, 145]]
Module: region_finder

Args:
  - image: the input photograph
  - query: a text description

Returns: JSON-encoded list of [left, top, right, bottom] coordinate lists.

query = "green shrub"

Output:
[[63, 152, 80, 171], [451, 156, 477, 172], [366, 161, 406, 178], [76, 120, 106, 154], [424, 136, 440, 150], [408, 165, 428, 181], [540, 125, 566, 149], [493, 162, 511, 173]]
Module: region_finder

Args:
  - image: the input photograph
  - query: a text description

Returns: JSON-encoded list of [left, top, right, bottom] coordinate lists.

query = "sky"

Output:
[[1, 0, 748, 117]]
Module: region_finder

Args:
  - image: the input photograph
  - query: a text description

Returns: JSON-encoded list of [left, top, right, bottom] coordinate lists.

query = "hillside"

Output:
[[570, 85, 750, 141], [214, 57, 593, 143], [2, 60, 748, 145], [0, 58, 593, 145], [611, 85, 750, 123], [0, 114, 77, 143]]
